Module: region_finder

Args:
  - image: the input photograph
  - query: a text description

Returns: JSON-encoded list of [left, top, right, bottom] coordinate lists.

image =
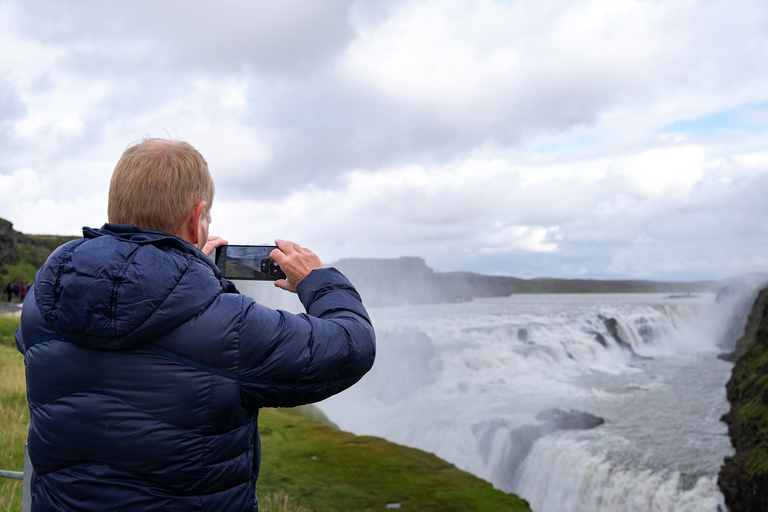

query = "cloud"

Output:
[[1, 0, 768, 281], [480, 226, 560, 254], [731, 150, 768, 170], [608, 145, 705, 198], [0, 168, 49, 200], [12, 0, 357, 75]]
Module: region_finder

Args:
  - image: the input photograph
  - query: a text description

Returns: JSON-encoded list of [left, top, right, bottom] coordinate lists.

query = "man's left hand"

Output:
[[202, 236, 228, 256]]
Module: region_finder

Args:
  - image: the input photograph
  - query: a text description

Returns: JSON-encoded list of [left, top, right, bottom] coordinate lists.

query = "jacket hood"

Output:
[[33, 224, 233, 350]]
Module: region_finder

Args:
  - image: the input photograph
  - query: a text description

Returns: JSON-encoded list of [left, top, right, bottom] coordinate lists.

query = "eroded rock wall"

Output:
[[718, 286, 768, 511]]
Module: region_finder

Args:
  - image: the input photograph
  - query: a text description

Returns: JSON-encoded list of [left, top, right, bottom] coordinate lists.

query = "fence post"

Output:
[[22, 444, 31, 512]]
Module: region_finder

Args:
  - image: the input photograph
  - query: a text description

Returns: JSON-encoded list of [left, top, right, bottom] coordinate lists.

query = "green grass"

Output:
[[0, 321, 530, 511], [0, 339, 28, 512], [0, 317, 20, 349]]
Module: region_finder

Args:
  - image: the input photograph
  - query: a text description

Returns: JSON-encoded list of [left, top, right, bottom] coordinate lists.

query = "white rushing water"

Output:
[[310, 291, 755, 512]]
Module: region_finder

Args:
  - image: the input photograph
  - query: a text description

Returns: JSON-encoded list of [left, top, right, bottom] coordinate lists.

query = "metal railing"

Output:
[[0, 444, 32, 511], [0, 469, 22, 480]]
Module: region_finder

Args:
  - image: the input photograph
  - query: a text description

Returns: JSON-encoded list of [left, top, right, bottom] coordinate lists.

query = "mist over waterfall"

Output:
[[302, 279, 766, 512]]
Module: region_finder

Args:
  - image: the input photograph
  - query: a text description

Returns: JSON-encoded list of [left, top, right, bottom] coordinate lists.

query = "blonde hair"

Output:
[[108, 138, 215, 235]]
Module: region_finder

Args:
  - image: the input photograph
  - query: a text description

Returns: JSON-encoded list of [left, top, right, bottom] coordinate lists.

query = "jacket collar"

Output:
[[83, 223, 223, 277]]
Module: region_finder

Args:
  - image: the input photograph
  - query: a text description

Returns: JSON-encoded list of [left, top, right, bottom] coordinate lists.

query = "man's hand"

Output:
[[201, 236, 228, 256], [270, 239, 323, 293]]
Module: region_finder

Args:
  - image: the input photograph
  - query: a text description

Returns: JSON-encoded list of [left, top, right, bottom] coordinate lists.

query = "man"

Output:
[[15, 138, 376, 511]]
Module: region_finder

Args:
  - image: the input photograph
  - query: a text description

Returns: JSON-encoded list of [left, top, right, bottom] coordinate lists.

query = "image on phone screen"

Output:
[[215, 245, 286, 281]]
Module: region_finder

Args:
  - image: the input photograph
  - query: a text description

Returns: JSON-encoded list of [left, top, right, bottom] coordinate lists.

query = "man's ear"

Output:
[[185, 201, 206, 246]]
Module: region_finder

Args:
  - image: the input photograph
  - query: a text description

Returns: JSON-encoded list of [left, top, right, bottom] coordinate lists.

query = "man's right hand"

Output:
[[270, 239, 324, 293]]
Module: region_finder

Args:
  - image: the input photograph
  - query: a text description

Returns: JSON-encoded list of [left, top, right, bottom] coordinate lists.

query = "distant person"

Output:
[[3, 281, 11, 302], [18, 282, 25, 302], [16, 137, 376, 511]]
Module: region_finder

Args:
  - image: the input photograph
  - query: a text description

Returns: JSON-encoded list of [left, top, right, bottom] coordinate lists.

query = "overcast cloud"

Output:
[[1, 0, 768, 281]]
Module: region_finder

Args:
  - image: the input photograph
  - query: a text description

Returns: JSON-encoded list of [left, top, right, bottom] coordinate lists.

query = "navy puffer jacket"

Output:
[[15, 224, 376, 511]]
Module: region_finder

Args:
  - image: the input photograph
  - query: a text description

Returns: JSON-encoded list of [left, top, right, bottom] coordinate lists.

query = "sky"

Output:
[[1, 0, 768, 282]]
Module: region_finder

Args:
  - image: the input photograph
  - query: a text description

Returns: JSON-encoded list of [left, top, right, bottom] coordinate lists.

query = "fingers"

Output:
[[270, 239, 323, 294], [273, 278, 291, 292], [202, 236, 228, 256], [269, 247, 284, 264], [274, 239, 311, 256], [272, 240, 316, 263], [274, 239, 291, 251]]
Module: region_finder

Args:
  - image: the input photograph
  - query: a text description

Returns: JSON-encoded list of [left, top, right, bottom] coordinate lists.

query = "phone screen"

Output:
[[214, 245, 286, 281]]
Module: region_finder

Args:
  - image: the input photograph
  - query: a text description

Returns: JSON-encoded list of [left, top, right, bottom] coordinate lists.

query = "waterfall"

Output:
[[315, 292, 742, 511]]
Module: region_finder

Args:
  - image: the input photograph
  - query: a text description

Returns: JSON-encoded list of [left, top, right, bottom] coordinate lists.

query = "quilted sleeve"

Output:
[[237, 268, 376, 408]]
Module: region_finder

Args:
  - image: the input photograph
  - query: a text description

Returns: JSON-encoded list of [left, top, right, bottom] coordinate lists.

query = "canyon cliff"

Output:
[[718, 285, 768, 511]]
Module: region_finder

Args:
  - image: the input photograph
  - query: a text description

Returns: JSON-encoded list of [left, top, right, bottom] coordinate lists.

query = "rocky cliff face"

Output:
[[0, 218, 25, 268], [0, 218, 34, 289], [331, 257, 530, 307], [718, 286, 768, 511]]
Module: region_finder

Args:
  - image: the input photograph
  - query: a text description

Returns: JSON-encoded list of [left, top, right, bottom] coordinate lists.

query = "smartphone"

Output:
[[214, 245, 287, 281]]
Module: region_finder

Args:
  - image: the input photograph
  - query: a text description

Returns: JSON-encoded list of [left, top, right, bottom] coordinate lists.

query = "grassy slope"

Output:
[[0, 316, 530, 512], [259, 407, 530, 511], [1, 235, 77, 293]]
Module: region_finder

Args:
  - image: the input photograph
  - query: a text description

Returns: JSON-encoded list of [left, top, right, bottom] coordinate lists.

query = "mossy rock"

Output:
[[719, 287, 768, 511]]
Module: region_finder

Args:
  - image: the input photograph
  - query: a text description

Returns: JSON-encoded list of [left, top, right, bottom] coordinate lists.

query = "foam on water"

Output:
[[517, 435, 727, 512]]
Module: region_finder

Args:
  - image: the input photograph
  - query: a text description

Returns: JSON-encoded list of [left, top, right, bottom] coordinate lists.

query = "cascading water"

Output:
[[309, 290, 756, 512]]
